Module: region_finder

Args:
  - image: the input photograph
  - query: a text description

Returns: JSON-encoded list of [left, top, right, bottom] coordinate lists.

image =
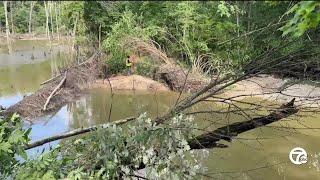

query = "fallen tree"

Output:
[[25, 98, 298, 150]]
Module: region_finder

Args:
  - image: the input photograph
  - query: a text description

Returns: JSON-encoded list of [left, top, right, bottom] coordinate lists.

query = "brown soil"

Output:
[[153, 64, 210, 93], [92, 75, 170, 91]]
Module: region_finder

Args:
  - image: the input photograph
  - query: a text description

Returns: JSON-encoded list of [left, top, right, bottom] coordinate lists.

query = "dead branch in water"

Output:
[[25, 117, 135, 150], [43, 72, 67, 111]]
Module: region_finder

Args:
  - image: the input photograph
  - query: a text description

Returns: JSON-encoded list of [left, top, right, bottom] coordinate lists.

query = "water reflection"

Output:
[[0, 40, 70, 97], [67, 89, 177, 129], [25, 89, 179, 157]]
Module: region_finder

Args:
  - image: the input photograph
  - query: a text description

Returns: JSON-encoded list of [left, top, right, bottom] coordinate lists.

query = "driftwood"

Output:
[[43, 72, 67, 111], [188, 98, 298, 149], [25, 117, 135, 150]]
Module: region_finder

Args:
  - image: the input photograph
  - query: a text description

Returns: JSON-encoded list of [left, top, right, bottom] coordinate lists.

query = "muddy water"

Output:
[[1, 40, 320, 179]]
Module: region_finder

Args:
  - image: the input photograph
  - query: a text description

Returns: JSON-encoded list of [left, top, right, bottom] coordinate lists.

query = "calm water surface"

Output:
[[1, 40, 320, 179]]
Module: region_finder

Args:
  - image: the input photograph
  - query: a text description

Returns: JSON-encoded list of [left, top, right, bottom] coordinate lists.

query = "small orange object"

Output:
[[128, 54, 140, 73]]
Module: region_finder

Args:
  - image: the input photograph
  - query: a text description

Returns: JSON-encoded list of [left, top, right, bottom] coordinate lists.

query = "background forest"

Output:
[[1, 1, 319, 78]]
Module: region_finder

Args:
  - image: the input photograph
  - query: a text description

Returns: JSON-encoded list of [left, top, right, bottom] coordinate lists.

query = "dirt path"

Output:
[[92, 75, 170, 91]]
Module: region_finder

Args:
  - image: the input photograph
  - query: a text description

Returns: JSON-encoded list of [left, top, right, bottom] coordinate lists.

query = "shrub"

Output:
[[136, 58, 155, 77], [106, 54, 127, 75]]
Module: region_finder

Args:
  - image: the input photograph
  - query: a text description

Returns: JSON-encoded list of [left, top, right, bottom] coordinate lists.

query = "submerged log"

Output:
[[188, 98, 298, 149]]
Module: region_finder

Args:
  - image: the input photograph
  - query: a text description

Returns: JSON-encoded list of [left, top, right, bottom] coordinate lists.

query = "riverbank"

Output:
[[93, 73, 320, 108], [225, 74, 320, 107], [0, 33, 73, 41]]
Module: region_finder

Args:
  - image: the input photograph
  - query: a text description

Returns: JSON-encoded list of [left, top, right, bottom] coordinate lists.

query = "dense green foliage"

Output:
[[0, 112, 205, 179], [81, 1, 320, 77], [0, 113, 30, 176], [281, 1, 320, 37]]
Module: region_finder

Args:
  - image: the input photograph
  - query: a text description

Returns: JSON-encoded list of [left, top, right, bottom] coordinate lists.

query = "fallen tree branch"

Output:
[[43, 72, 67, 111], [25, 117, 136, 150], [40, 74, 62, 85], [188, 98, 298, 149]]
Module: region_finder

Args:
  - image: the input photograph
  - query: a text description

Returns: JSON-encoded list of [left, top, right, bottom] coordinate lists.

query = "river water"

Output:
[[1, 40, 320, 179]]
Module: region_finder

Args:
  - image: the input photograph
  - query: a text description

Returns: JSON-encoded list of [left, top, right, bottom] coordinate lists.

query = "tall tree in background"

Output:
[[55, 2, 59, 40], [9, 1, 13, 34], [28, 1, 34, 34], [3, 1, 10, 44], [49, 1, 54, 36], [44, 1, 50, 39]]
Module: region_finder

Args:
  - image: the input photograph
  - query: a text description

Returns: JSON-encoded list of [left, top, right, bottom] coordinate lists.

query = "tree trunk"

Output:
[[3, 1, 10, 47], [9, 1, 14, 34], [28, 1, 34, 34], [55, 2, 59, 41], [72, 13, 79, 55], [247, 1, 252, 33], [72, 13, 79, 38], [44, 1, 50, 39], [98, 23, 101, 49], [236, 2, 240, 37], [49, 1, 54, 37]]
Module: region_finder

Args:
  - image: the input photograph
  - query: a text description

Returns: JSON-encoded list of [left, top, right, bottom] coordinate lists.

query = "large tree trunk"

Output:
[[28, 1, 34, 34]]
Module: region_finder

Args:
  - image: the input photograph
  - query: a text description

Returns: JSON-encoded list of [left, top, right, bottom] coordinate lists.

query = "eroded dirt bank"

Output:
[[92, 75, 170, 91]]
